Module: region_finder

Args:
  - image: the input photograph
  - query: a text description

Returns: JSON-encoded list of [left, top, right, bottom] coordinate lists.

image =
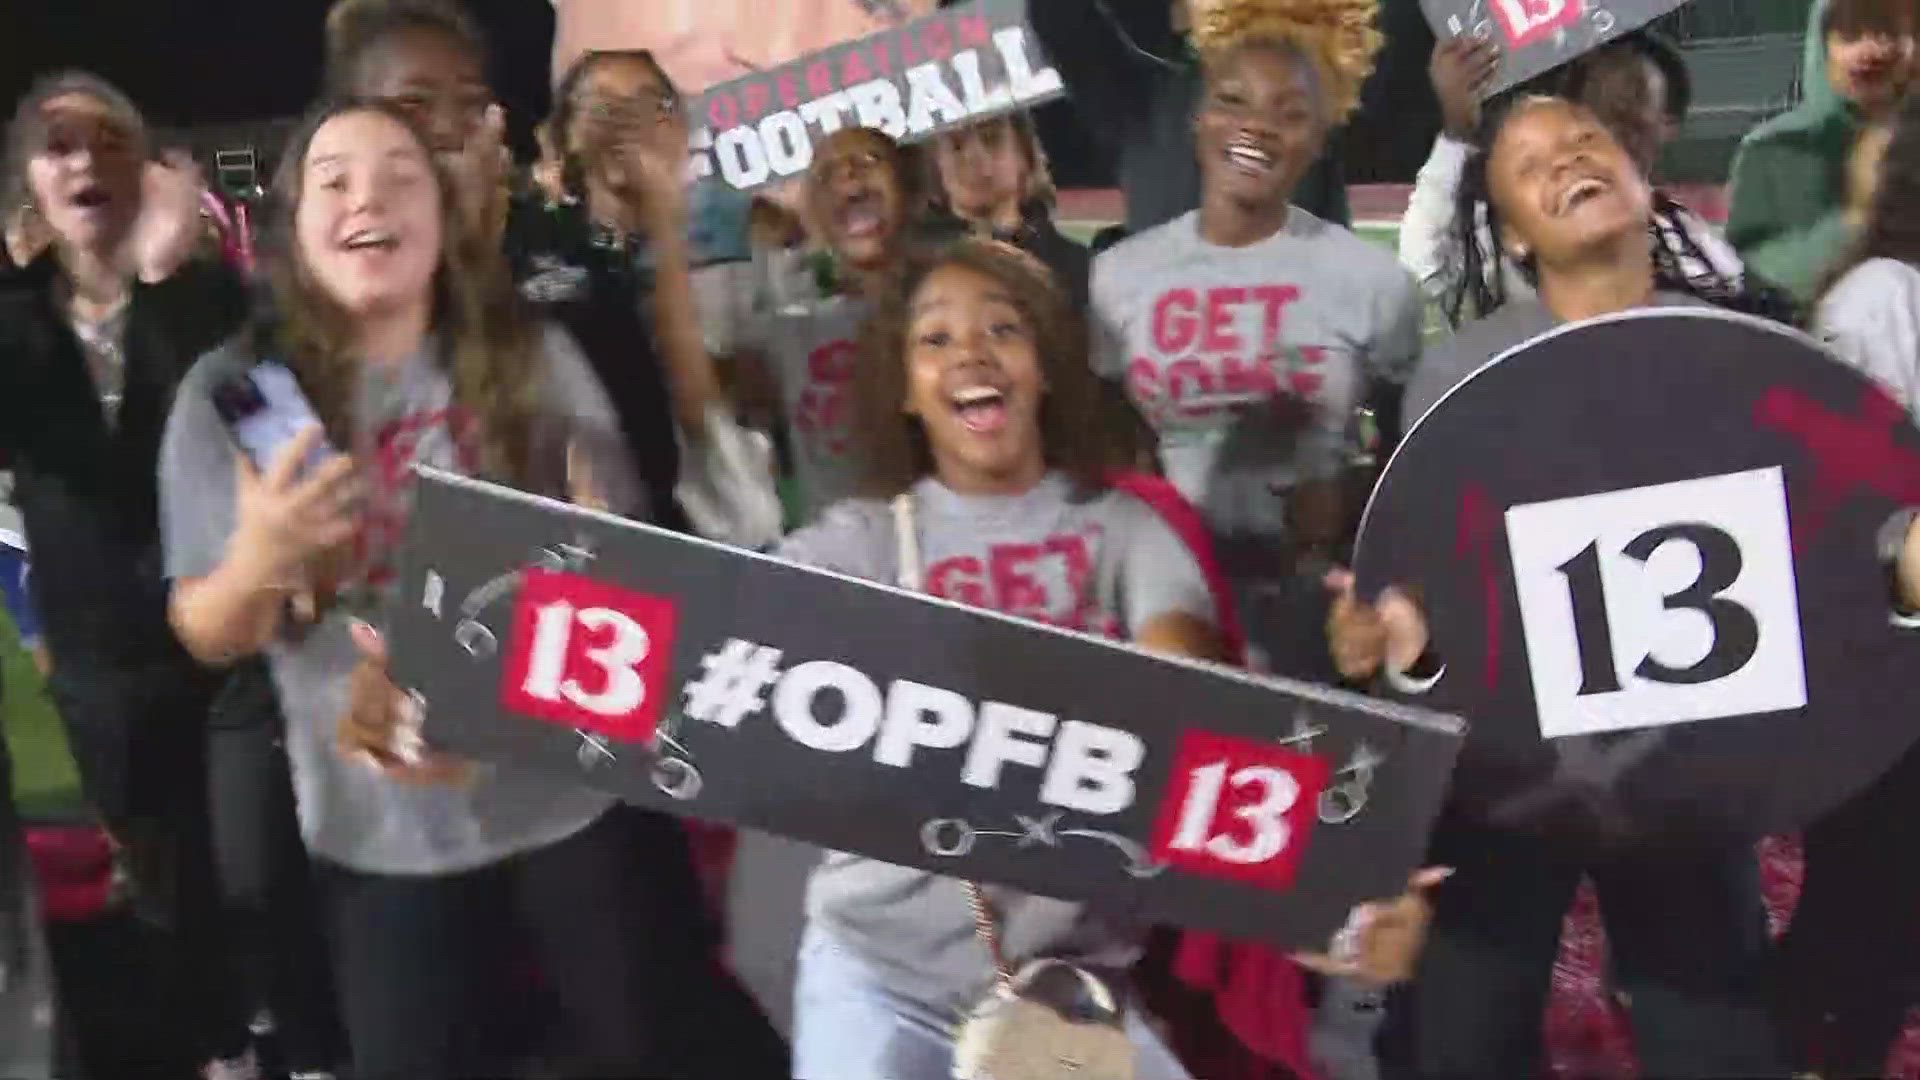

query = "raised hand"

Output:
[[1431, 36, 1501, 141], [129, 149, 209, 282], [439, 103, 511, 243]]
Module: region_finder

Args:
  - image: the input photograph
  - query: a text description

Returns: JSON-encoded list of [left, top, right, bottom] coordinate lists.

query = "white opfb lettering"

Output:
[[951, 49, 1013, 114], [962, 703, 1057, 790], [759, 110, 813, 177], [904, 62, 970, 136], [799, 92, 854, 136], [713, 126, 771, 189], [875, 679, 975, 768], [773, 660, 883, 752], [995, 27, 1063, 101], [1040, 720, 1143, 815], [846, 79, 910, 138]]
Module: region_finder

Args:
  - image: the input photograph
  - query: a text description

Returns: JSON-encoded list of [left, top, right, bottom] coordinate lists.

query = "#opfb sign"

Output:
[[1418, 0, 1693, 96], [386, 471, 1463, 947], [687, 0, 1064, 194]]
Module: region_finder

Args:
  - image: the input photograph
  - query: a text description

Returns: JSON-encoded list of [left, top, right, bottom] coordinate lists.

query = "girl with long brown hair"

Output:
[[159, 98, 783, 1080]]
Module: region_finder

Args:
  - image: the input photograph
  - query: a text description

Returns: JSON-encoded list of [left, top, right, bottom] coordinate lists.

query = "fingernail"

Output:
[[354, 750, 384, 772]]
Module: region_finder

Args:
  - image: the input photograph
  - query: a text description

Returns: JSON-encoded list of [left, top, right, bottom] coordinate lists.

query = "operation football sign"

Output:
[[1419, 0, 1693, 96], [1354, 309, 1920, 843], [385, 471, 1463, 949], [685, 0, 1064, 194]]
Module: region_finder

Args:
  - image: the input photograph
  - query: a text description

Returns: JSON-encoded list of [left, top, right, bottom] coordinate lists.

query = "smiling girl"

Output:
[[158, 99, 780, 1080], [1090, 0, 1422, 681], [1345, 94, 1792, 1078], [774, 237, 1434, 1079]]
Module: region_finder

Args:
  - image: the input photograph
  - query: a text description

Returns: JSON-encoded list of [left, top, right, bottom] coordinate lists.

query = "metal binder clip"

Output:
[[454, 619, 498, 659], [1320, 742, 1385, 824], [576, 732, 616, 769]]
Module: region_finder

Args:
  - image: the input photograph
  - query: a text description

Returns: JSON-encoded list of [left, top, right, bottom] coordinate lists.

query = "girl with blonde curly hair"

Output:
[[1090, 0, 1420, 671]]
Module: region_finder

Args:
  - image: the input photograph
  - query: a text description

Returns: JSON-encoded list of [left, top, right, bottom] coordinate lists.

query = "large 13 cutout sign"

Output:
[[1355, 309, 1920, 842]]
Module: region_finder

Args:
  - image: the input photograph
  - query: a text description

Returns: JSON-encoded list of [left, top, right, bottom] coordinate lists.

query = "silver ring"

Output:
[[652, 757, 702, 801], [921, 818, 975, 858]]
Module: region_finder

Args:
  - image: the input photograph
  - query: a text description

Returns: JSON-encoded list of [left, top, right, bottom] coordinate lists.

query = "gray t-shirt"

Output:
[[778, 473, 1216, 1008], [743, 294, 870, 527], [160, 325, 639, 876], [1817, 257, 1920, 424], [1091, 209, 1424, 540], [1405, 292, 1709, 425]]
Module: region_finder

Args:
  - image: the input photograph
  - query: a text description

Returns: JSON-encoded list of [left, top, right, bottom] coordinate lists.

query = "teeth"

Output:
[[344, 229, 395, 249], [952, 387, 1003, 406], [1226, 143, 1273, 169]]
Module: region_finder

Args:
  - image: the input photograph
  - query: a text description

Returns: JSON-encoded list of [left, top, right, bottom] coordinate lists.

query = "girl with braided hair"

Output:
[[1355, 92, 1791, 1078], [1405, 30, 1782, 332]]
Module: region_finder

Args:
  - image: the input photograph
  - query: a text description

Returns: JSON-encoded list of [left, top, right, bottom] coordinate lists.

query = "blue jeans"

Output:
[[793, 923, 1193, 1080]]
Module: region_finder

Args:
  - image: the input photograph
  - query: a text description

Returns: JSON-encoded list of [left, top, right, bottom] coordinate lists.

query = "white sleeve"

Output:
[[1398, 136, 1476, 305], [1816, 261, 1920, 418]]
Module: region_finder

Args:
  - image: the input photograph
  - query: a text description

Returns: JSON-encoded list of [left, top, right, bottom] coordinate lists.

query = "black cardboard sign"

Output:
[[684, 0, 1064, 194], [386, 470, 1463, 949], [1419, 0, 1693, 96], [1354, 308, 1920, 843]]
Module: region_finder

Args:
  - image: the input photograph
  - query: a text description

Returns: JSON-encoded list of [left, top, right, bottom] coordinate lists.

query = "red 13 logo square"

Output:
[[499, 568, 679, 743], [1490, 0, 1584, 48], [1149, 730, 1329, 889]]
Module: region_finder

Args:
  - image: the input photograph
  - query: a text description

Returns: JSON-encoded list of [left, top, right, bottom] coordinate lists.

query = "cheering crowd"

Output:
[[2, 0, 1919, 1077]]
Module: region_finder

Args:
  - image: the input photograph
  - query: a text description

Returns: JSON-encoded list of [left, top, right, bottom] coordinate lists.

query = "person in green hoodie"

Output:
[[1725, 0, 1915, 300]]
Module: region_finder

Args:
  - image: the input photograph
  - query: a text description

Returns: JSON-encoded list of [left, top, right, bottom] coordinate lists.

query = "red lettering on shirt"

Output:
[[1252, 284, 1300, 341], [1201, 287, 1246, 352], [353, 407, 478, 590], [924, 532, 1108, 633], [1152, 289, 1200, 353], [797, 338, 859, 455]]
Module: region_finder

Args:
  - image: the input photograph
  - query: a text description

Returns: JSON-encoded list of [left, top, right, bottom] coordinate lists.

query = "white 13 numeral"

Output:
[[1493, 0, 1569, 32], [1168, 760, 1299, 865], [522, 601, 651, 717]]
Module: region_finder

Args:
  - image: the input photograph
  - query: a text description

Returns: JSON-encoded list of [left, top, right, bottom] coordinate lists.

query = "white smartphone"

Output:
[[211, 362, 334, 475]]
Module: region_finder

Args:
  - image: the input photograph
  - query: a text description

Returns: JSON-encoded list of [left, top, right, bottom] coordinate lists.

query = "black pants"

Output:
[[47, 661, 249, 1066], [1777, 738, 1920, 1075], [207, 701, 344, 1074], [317, 806, 788, 1080], [1380, 814, 1786, 1079]]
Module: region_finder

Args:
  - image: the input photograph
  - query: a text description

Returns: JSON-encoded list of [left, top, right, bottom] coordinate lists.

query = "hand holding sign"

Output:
[[1354, 309, 1920, 841], [338, 620, 476, 785], [1417, 0, 1692, 98], [1431, 36, 1501, 140], [386, 471, 1464, 949]]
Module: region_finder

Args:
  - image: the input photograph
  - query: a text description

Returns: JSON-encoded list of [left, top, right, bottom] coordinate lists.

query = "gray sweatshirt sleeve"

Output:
[[1816, 258, 1920, 423]]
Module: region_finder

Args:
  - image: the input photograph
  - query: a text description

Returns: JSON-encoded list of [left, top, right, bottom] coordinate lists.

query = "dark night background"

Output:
[[0, 0, 1806, 189]]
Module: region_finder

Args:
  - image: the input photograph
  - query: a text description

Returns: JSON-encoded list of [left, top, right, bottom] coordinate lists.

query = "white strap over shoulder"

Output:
[[891, 493, 922, 591]]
